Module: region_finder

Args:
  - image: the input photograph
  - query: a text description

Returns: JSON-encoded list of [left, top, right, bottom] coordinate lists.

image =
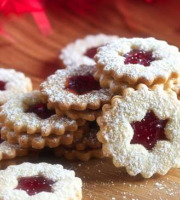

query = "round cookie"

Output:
[[40, 65, 112, 111], [95, 37, 180, 86], [0, 162, 82, 200], [60, 34, 118, 67], [0, 91, 85, 136], [97, 84, 180, 178], [0, 68, 32, 105]]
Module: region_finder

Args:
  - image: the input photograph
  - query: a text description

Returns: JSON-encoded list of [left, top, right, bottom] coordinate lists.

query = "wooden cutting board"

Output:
[[0, 1, 180, 199]]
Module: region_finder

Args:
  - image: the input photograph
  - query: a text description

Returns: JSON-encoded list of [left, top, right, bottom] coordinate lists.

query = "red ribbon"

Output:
[[0, 0, 51, 39]]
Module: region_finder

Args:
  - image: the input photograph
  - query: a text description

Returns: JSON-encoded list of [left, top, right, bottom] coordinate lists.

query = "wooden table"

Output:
[[0, 0, 180, 199]]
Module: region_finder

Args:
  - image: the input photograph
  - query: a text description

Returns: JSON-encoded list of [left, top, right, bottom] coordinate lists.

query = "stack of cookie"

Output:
[[0, 34, 119, 162], [40, 34, 119, 161], [1, 35, 180, 179], [0, 68, 32, 160], [92, 37, 180, 178]]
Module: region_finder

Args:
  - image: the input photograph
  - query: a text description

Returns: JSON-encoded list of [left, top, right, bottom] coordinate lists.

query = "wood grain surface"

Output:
[[0, 0, 180, 199]]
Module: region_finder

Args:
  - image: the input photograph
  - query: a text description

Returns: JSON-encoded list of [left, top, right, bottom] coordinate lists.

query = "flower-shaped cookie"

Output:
[[97, 84, 180, 178], [0, 91, 85, 136], [0, 68, 32, 105], [0, 123, 29, 160], [0, 162, 82, 200], [40, 65, 112, 111], [1, 125, 80, 149], [60, 34, 118, 67], [95, 37, 180, 86]]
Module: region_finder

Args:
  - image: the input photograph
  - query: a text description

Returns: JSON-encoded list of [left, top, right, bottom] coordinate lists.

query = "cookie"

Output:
[[0, 162, 82, 200], [73, 121, 102, 151], [94, 71, 130, 94], [55, 108, 101, 121], [40, 65, 112, 111], [95, 37, 180, 86], [0, 68, 32, 105], [60, 34, 118, 67], [1, 126, 81, 149], [97, 84, 180, 178], [0, 91, 85, 136]]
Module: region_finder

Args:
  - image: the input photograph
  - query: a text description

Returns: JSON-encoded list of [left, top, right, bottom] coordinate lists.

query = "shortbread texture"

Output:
[[60, 34, 118, 67], [97, 85, 180, 178], [0, 141, 28, 160], [95, 37, 180, 85], [40, 65, 112, 111], [0, 162, 82, 200], [1, 126, 76, 149], [0, 91, 81, 136], [0, 68, 32, 105]]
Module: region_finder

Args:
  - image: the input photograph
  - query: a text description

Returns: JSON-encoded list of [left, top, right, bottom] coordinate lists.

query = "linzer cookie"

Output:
[[62, 121, 101, 151], [0, 162, 82, 200], [0, 68, 32, 105], [60, 34, 118, 67], [0, 123, 29, 160], [94, 37, 180, 86], [55, 108, 101, 121], [54, 121, 103, 161], [1, 126, 77, 149], [0, 91, 85, 136], [97, 84, 180, 178], [73, 121, 102, 151], [40, 65, 112, 111]]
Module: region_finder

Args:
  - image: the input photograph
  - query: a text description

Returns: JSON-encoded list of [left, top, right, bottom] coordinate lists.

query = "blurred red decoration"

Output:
[[0, 0, 171, 40], [0, 0, 51, 36]]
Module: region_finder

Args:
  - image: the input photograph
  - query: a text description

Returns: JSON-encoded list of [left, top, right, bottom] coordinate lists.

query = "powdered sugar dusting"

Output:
[[0, 91, 81, 136], [60, 34, 118, 67], [0, 162, 82, 200], [0, 68, 32, 105], [40, 65, 112, 111], [95, 37, 180, 85], [0, 141, 28, 160], [97, 84, 180, 178]]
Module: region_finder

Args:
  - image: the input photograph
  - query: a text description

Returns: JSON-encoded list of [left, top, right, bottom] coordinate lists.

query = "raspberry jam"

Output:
[[65, 75, 101, 95], [16, 176, 55, 196], [84, 47, 99, 59], [26, 103, 55, 119], [0, 81, 6, 91], [124, 49, 155, 66], [131, 111, 168, 150]]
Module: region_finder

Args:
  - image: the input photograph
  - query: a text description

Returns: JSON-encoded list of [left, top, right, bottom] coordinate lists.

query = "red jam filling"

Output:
[[84, 46, 99, 59], [131, 111, 168, 150], [0, 81, 6, 91], [65, 75, 101, 95], [124, 49, 156, 66], [16, 176, 55, 196], [26, 103, 55, 119]]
